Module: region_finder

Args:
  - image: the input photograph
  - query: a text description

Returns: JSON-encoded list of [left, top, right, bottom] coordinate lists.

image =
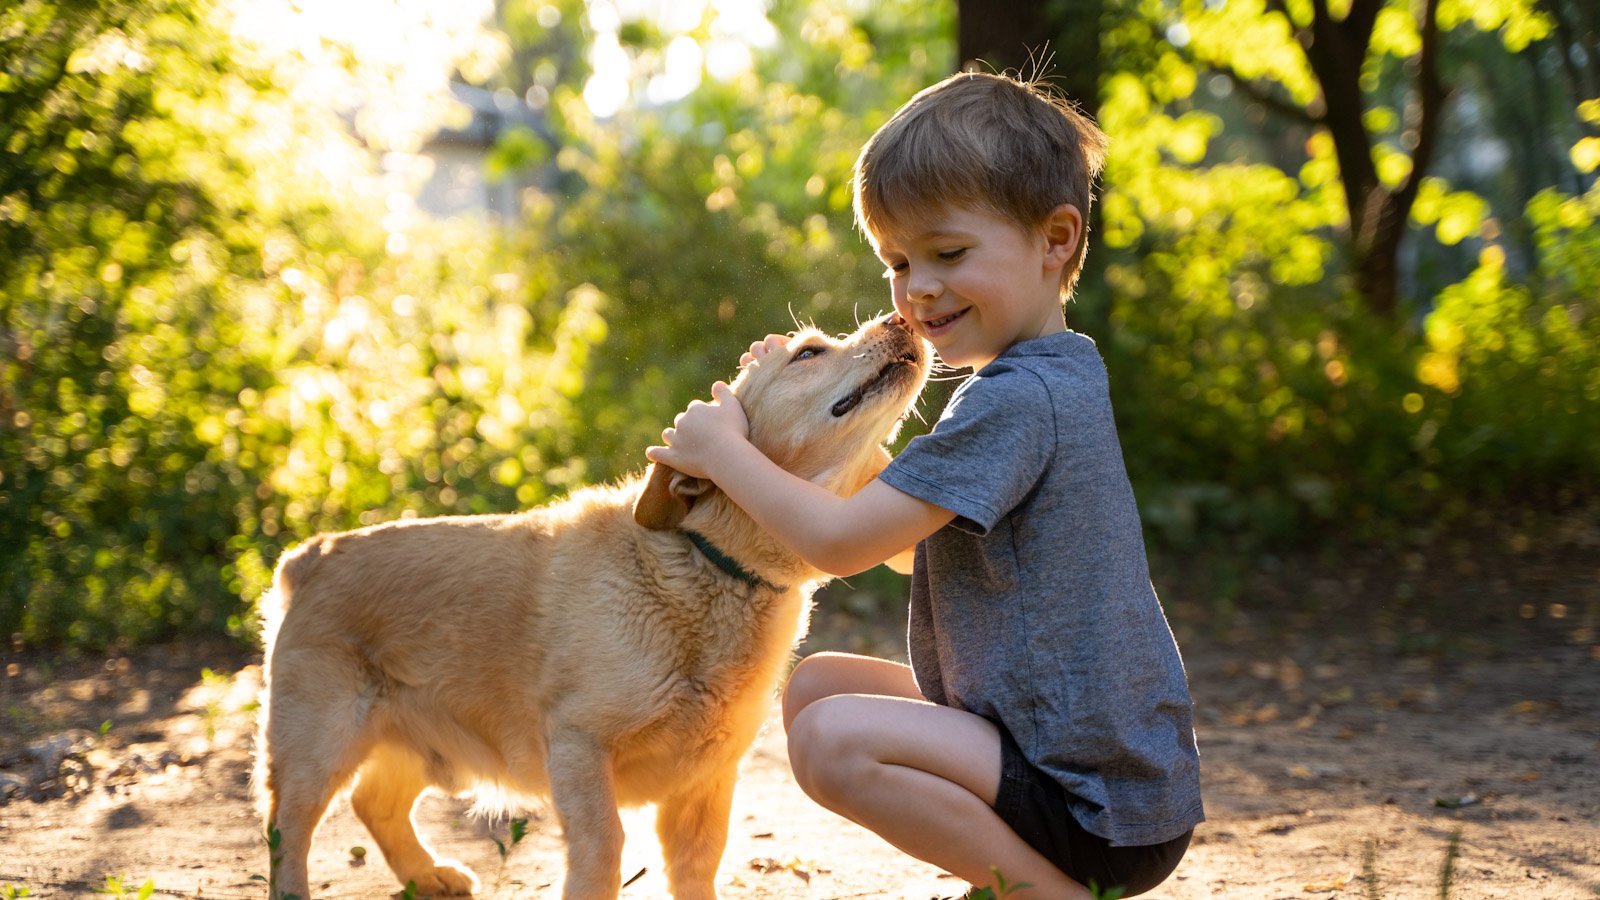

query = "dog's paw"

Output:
[[401, 862, 478, 897]]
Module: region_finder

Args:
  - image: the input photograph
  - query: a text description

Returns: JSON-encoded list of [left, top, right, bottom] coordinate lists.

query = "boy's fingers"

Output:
[[740, 334, 791, 367]]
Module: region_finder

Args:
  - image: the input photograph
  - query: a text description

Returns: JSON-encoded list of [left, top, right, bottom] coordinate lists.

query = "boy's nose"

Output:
[[906, 272, 941, 301]]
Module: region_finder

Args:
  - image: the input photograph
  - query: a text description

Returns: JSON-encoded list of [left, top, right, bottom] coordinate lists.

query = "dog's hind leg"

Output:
[[350, 743, 478, 896], [546, 733, 624, 899], [655, 766, 736, 900], [260, 653, 376, 900]]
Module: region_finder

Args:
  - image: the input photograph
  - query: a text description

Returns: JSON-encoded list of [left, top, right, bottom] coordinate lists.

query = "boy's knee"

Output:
[[781, 653, 841, 731], [786, 698, 875, 808]]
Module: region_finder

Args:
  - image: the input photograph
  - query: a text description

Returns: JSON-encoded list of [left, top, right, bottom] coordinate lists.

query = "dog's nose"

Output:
[[886, 312, 907, 329]]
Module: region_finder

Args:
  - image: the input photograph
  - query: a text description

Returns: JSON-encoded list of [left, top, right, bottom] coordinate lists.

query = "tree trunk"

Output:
[[955, 0, 1111, 336], [1276, 0, 1446, 317], [956, 0, 1100, 117]]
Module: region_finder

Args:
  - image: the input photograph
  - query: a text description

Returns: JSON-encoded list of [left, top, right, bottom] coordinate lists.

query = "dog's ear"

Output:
[[633, 462, 712, 530]]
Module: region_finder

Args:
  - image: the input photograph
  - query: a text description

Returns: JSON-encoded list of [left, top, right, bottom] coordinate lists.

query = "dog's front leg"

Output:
[[654, 765, 736, 900], [547, 732, 625, 900]]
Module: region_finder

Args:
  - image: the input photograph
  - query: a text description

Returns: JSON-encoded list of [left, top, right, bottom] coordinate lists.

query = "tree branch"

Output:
[[1340, 0, 1383, 61], [1205, 58, 1324, 126], [1537, 0, 1600, 133], [1264, 0, 1312, 47], [1395, 0, 1448, 213], [1170, 4, 1321, 127]]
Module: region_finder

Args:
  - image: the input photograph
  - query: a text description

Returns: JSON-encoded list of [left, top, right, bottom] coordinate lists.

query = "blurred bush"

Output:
[[1, 0, 1595, 649]]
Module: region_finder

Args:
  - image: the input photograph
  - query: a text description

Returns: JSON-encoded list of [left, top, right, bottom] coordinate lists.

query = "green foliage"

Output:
[[0, 0, 623, 648], [517, 0, 954, 470], [1091, 0, 1600, 546], [1, 0, 1595, 649], [2, 0, 274, 646]]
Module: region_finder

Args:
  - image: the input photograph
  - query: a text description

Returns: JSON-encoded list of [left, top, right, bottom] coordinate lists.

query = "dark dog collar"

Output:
[[683, 530, 787, 593]]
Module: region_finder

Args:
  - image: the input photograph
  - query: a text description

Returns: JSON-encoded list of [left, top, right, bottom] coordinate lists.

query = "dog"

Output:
[[254, 312, 930, 899]]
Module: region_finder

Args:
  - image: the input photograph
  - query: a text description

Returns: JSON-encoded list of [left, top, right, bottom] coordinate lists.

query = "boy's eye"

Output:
[[794, 345, 827, 360], [881, 260, 908, 278], [938, 248, 967, 262]]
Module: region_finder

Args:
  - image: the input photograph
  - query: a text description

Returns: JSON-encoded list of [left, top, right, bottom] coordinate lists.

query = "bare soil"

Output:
[[2, 533, 1597, 899]]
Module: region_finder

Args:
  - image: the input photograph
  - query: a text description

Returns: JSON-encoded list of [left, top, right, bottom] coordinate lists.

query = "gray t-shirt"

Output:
[[878, 331, 1203, 847]]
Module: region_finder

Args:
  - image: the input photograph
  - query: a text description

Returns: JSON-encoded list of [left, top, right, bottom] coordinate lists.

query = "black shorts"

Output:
[[994, 726, 1192, 897]]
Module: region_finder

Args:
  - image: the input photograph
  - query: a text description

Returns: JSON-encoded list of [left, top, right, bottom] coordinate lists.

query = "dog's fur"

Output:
[[254, 314, 929, 899]]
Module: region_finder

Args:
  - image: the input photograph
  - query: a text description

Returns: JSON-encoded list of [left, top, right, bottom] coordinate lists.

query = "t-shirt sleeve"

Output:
[[878, 365, 1055, 535]]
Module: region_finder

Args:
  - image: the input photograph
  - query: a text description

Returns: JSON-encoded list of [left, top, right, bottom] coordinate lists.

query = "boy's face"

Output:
[[869, 204, 1080, 372]]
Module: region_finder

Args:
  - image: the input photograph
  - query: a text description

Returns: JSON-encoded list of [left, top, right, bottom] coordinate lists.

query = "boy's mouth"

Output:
[[922, 308, 968, 334]]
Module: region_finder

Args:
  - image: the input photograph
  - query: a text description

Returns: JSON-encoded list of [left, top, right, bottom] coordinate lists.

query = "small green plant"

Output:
[[199, 668, 231, 742], [490, 816, 531, 893], [1363, 837, 1382, 900], [1088, 879, 1127, 900], [1437, 828, 1461, 900], [965, 867, 1035, 899], [261, 822, 301, 900], [99, 719, 113, 738], [492, 816, 530, 862], [93, 876, 154, 899], [2, 884, 33, 899], [1362, 830, 1464, 899], [401, 880, 419, 900]]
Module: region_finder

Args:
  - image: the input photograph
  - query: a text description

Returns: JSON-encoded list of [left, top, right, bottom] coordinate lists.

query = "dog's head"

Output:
[[635, 313, 931, 530]]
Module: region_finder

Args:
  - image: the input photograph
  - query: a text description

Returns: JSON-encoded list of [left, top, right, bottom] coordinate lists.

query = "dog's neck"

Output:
[[674, 448, 887, 591], [678, 490, 820, 590]]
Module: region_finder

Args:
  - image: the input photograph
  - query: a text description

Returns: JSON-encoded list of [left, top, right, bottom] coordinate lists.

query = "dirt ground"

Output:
[[2, 534, 1598, 899]]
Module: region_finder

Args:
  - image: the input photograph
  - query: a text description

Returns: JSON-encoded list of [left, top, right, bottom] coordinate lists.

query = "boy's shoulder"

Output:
[[968, 331, 1107, 397]]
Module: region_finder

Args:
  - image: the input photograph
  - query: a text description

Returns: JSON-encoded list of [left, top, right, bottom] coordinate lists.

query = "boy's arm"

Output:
[[883, 546, 916, 575], [646, 383, 952, 577], [872, 445, 919, 574]]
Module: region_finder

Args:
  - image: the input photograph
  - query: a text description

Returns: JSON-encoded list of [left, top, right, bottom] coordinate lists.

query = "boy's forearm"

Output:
[[703, 439, 884, 577]]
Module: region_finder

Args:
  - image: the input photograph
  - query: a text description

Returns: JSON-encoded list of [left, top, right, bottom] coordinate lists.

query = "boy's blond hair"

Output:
[[853, 71, 1109, 299]]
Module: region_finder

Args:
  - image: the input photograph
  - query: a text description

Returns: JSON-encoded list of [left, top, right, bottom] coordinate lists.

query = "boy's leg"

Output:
[[783, 656, 1093, 899], [781, 651, 924, 731]]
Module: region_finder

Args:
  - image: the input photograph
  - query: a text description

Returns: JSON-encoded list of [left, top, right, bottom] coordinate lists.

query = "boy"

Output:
[[646, 72, 1201, 898]]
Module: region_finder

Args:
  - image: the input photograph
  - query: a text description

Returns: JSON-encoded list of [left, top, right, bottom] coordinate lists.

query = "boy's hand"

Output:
[[646, 382, 748, 480], [740, 334, 790, 368]]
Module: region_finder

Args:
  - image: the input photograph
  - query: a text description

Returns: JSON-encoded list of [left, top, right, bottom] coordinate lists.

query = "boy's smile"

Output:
[[871, 204, 1081, 372]]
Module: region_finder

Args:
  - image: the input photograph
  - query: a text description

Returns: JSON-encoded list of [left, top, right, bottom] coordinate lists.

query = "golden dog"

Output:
[[254, 313, 929, 899]]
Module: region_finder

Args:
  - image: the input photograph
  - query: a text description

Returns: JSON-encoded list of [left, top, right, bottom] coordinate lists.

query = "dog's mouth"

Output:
[[830, 350, 922, 418]]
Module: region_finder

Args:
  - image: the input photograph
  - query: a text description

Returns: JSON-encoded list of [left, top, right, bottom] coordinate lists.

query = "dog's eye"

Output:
[[793, 345, 826, 361]]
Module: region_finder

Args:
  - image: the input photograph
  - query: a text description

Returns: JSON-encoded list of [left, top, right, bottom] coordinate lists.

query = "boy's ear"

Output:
[[1041, 203, 1084, 271], [633, 461, 712, 530]]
